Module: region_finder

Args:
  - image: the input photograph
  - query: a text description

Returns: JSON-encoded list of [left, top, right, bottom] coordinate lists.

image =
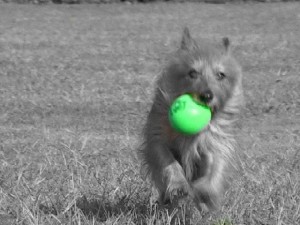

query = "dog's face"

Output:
[[161, 28, 242, 114]]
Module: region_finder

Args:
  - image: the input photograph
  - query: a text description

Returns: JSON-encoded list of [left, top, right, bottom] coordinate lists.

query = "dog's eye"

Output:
[[216, 71, 226, 80], [188, 69, 197, 79]]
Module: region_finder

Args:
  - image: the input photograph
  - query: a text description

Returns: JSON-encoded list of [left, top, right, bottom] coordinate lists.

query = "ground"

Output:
[[0, 2, 299, 225]]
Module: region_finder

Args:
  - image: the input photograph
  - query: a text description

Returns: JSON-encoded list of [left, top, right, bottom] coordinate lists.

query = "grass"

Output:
[[0, 2, 299, 225]]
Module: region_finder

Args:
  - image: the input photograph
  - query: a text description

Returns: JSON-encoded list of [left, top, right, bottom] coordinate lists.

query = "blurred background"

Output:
[[0, 1, 299, 225]]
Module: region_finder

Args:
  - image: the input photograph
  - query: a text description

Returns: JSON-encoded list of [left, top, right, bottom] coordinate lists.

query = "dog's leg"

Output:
[[191, 152, 226, 210], [144, 143, 190, 204]]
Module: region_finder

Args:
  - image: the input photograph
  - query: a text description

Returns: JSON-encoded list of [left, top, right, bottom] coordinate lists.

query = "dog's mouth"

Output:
[[189, 92, 213, 106], [173, 92, 216, 117], [187, 92, 217, 119], [188, 92, 215, 118]]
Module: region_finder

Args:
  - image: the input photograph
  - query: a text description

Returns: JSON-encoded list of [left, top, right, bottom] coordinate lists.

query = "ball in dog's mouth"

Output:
[[168, 93, 212, 135]]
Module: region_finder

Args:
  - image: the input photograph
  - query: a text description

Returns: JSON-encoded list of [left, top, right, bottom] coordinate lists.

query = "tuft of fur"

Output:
[[139, 27, 244, 211]]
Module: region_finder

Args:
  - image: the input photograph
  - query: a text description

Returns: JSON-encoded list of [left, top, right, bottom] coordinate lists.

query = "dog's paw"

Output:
[[191, 178, 221, 211], [167, 177, 189, 199], [161, 162, 190, 204]]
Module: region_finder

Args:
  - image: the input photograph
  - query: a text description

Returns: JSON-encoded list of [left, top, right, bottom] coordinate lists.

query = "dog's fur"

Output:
[[139, 28, 243, 211]]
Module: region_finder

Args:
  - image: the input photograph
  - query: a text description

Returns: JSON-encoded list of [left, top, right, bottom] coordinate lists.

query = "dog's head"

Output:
[[159, 28, 243, 116]]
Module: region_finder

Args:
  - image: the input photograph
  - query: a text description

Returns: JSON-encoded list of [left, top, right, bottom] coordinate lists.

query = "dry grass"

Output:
[[0, 2, 299, 225]]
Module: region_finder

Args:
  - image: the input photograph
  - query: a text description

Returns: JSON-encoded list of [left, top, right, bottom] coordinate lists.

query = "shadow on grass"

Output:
[[75, 195, 195, 224], [75, 195, 149, 223]]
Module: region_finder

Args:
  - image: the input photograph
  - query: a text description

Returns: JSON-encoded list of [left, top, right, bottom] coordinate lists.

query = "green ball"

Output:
[[168, 94, 212, 135]]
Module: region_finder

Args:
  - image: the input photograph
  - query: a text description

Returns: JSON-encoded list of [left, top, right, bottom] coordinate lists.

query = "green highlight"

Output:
[[168, 94, 212, 135]]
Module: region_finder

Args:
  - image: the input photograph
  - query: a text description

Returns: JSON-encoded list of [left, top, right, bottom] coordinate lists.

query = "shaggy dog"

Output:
[[140, 27, 243, 211]]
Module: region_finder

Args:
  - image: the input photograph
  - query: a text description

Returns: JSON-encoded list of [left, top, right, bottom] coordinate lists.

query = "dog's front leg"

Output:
[[191, 152, 226, 211], [144, 142, 190, 204]]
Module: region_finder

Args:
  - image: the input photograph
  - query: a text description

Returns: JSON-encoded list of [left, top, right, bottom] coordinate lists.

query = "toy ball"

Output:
[[168, 94, 212, 135]]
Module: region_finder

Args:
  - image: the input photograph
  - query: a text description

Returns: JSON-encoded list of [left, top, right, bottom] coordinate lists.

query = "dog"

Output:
[[139, 27, 243, 211]]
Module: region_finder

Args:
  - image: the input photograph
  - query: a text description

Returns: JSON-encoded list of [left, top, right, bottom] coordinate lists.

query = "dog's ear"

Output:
[[222, 37, 230, 53], [181, 27, 198, 51]]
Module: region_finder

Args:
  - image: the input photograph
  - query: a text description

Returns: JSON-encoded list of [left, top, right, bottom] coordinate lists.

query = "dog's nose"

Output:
[[199, 90, 213, 103]]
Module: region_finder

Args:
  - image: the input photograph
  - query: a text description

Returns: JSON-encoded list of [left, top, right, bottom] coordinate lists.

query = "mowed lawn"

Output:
[[0, 2, 299, 225]]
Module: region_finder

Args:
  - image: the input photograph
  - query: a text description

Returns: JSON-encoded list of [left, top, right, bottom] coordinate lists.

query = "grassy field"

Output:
[[0, 2, 299, 225]]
